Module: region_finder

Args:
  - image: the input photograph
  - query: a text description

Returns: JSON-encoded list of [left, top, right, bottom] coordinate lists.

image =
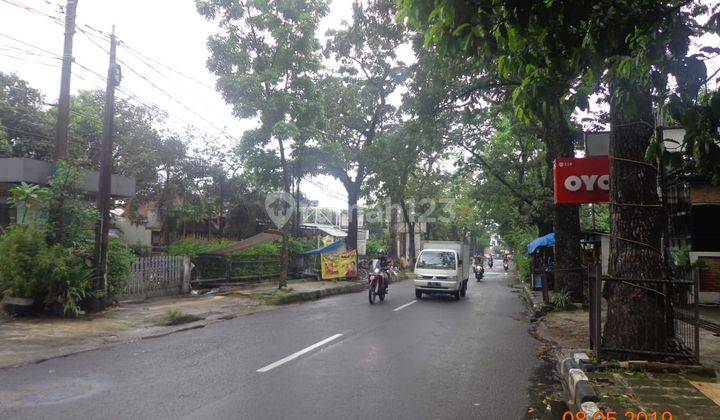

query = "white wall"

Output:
[[115, 216, 152, 248]]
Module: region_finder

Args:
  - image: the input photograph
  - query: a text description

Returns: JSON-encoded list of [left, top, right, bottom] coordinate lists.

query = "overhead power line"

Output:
[[119, 41, 218, 91], [0, 2, 240, 147], [0, 0, 64, 25], [0, 32, 60, 58], [0, 51, 60, 68], [70, 26, 238, 145]]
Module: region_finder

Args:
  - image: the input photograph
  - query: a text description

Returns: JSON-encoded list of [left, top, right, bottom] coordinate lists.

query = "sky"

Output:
[[0, 0, 362, 209]]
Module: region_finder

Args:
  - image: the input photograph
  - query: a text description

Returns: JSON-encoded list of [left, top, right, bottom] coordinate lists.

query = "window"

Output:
[[416, 251, 456, 269]]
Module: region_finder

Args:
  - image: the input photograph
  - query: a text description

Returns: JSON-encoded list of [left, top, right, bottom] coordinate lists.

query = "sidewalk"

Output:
[[0, 279, 366, 369], [520, 284, 720, 418]]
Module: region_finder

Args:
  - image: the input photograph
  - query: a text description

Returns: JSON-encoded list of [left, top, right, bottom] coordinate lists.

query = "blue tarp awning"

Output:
[[299, 240, 345, 256], [527, 233, 555, 254]]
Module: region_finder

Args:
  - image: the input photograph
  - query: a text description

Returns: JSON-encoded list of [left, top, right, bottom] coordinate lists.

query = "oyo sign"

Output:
[[554, 157, 610, 204]]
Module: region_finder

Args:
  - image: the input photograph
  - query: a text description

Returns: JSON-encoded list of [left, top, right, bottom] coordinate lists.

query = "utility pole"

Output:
[[54, 0, 78, 160], [92, 26, 121, 312]]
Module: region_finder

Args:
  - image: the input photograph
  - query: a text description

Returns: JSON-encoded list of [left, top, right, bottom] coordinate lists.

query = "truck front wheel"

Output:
[[415, 289, 422, 299]]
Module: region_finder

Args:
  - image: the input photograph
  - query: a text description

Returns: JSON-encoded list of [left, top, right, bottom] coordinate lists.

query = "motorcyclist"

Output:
[[376, 250, 392, 291], [473, 256, 484, 280], [474, 255, 484, 269]]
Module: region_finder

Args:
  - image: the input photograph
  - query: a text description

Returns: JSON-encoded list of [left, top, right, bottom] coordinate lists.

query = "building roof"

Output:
[[301, 223, 348, 238]]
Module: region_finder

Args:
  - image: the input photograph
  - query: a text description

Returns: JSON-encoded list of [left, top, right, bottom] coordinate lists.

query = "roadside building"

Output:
[[0, 157, 135, 226]]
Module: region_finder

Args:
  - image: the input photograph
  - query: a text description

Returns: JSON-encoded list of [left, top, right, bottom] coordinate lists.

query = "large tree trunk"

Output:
[[388, 195, 398, 260], [294, 177, 302, 237], [218, 177, 225, 237], [602, 79, 668, 357], [277, 137, 291, 289], [346, 185, 359, 252], [400, 200, 416, 266], [543, 102, 584, 301]]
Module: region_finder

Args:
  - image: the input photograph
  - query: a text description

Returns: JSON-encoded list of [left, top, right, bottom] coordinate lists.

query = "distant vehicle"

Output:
[[414, 241, 470, 300], [474, 263, 484, 281]]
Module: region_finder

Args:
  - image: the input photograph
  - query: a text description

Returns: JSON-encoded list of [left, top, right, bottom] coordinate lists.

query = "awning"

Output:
[[527, 233, 555, 254], [201, 229, 283, 256], [299, 241, 345, 256], [302, 223, 347, 238]]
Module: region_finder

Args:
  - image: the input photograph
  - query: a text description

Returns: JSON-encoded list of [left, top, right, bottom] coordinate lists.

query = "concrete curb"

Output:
[[517, 282, 550, 321], [273, 276, 408, 305], [274, 282, 367, 304], [517, 282, 601, 417], [558, 352, 600, 415]]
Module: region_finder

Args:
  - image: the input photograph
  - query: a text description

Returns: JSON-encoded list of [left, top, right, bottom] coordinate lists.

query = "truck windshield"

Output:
[[416, 251, 456, 269]]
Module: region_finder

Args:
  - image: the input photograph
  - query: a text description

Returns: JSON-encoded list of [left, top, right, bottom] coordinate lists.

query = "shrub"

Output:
[[0, 225, 94, 317], [0, 163, 135, 316], [42, 162, 98, 248], [41, 245, 93, 317], [0, 224, 48, 300], [550, 290, 573, 311], [167, 237, 234, 257], [515, 253, 531, 282], [107, 237, 136, 297]]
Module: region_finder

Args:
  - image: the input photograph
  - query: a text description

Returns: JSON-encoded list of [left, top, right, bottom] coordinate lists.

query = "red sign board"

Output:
[[553, 157, 610, 204]]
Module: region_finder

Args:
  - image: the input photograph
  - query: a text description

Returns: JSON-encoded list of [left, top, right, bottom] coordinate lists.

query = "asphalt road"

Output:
[[0, 264, 540, 420]]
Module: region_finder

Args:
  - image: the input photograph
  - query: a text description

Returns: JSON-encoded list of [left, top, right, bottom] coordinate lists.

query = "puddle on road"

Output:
[[0, 375, 107, 408]]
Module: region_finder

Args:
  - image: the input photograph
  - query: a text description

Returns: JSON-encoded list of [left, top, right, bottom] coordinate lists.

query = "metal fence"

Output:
[[588, 264, 699, 361], [191, 254, 282, 287], [121, 256, 190, 299]]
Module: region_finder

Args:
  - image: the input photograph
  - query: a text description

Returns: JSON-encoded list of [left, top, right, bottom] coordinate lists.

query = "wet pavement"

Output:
[[1, 265, 559, 419]]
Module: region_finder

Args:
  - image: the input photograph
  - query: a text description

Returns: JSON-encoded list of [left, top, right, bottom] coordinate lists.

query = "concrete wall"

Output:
[[115, 216, 152, 248], [0, 158, 135, 198]]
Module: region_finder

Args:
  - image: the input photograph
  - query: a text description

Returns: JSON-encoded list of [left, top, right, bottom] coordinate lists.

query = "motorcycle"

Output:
[[503, 261, 509, 272], [487, 257, 493, 269], [474, 264, 484, 281], [368, 262, 389, 304]]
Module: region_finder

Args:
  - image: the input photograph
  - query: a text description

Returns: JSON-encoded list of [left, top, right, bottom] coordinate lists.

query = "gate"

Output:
[[589, 264, 699, 361], [121, 256, 190, 299]]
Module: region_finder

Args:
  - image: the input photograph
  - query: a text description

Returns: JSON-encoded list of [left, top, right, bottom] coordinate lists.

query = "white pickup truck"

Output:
[[413, 241, 470, 300]]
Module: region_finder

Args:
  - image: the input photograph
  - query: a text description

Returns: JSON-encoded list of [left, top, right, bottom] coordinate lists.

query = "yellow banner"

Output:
[[321, 250, 357, 279]]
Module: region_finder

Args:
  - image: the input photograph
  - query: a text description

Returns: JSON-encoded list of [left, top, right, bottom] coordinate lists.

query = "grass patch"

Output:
[[158, 309, 204, 326], [517, 287, 531, 308], [250, 288, 293, 305], [550, 290, 573, 311]]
